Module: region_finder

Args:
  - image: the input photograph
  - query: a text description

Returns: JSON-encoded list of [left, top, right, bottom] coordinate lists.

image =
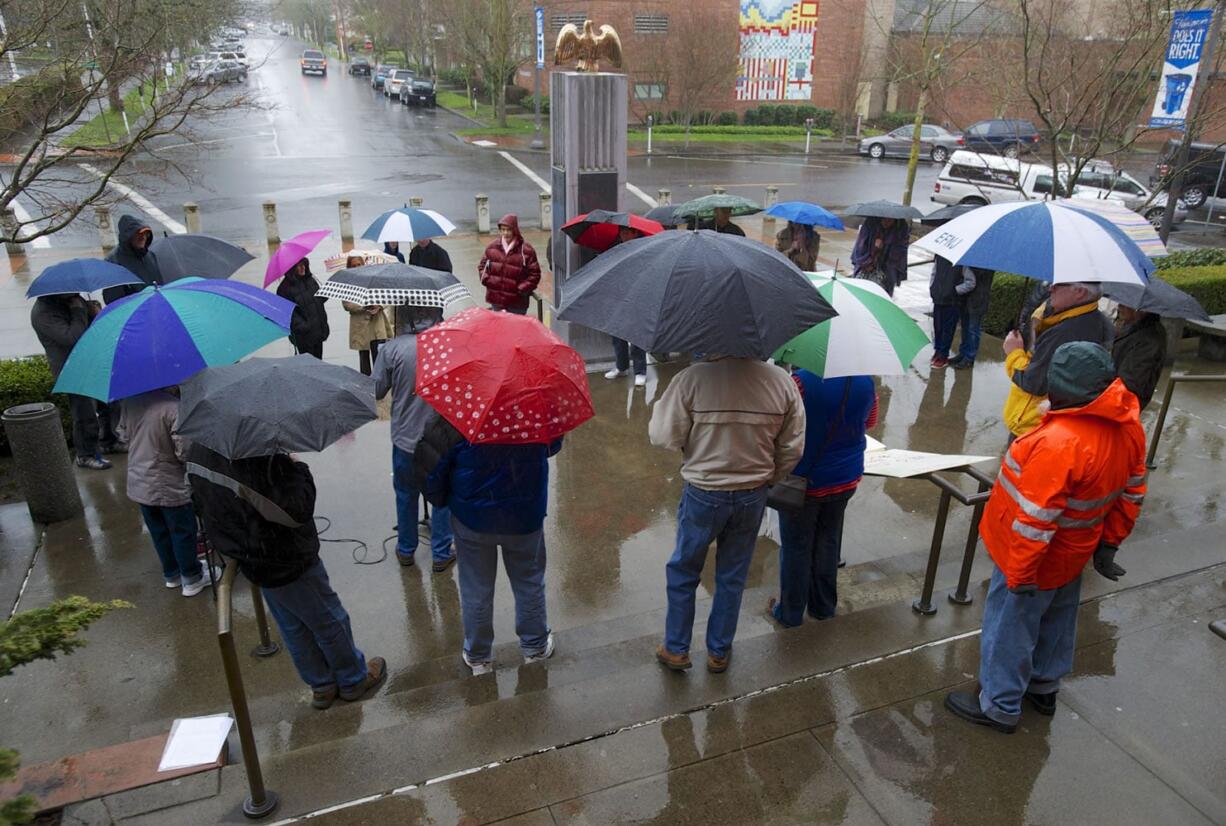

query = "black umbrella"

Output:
[[920, 203, 981, 226], [556, 230, 838, 359], [317, 262, 472, 310], [1102, 277, 1210, 321], [845, 200, 924, 221], [177, 355, 377, 459], [149, 233, 254, 281], [644, 205, 682, 228]]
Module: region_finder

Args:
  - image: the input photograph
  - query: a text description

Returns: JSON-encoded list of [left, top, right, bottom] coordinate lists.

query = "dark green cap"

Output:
[[1047, 341, 1115, 409]]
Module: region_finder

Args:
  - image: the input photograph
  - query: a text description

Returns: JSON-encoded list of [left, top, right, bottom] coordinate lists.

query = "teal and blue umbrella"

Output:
[[26, 259, 143, 298], [361, 207, 456, 244], [54, 277, 293, 402], [765, 201, 845, 231]]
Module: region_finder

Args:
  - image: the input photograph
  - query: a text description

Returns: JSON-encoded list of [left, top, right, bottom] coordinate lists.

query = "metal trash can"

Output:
[[2, 402, 83, 523]]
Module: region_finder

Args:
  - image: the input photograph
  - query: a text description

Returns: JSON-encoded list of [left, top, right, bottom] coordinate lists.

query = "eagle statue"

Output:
[[554, 19, 623, 73]]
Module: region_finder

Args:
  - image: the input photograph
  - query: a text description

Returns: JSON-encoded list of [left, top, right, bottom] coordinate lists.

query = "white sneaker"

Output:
[[182, 564, 224, 597], [634, 374, 647, 388], [462, 651, 493, 676], [164, 576, 181, 589], [524, 632, 555, 664], [604, 368, 627, 380]]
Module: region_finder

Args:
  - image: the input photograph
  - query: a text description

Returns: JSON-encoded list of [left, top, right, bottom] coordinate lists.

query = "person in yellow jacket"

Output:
[[1001, 282, 1114, 439]]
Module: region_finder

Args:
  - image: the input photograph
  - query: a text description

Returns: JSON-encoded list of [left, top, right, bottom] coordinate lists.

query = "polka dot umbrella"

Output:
[[415, 308, 594, 444]]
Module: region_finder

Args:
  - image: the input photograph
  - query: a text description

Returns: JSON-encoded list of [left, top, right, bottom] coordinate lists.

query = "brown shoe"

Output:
[[707, 652, 730, 673], [655, 644, 691, 671], [432, 554, 456, 573], [311, 684, 338, 710], [340, 656, 387, 701]]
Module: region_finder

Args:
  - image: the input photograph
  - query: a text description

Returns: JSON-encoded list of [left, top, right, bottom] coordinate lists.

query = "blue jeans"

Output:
[[392, 446, 454, 562], [957, 309, 983, 362], [664, 484, 768, 658], [452, 516, 550, 661], [612, 337, 646, 375], [978, 565, 1082, 725], [932, 304, 959, 358], [774, 490, 853, 626], [261, 559, 368, 692], [139, 503, 203, 583]]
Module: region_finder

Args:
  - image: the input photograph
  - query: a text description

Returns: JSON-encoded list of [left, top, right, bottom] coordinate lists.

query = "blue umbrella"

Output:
[[765, 201, 845, 231], [26, 259, 144, 298], [361, 207, 456, 244], [54, 277, 293, 402]]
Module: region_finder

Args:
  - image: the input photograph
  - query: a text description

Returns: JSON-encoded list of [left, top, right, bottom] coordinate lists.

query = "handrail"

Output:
[[217, 564, 280, 819], [1146, 373, 1226, 468], [911, 466, 996, 615]]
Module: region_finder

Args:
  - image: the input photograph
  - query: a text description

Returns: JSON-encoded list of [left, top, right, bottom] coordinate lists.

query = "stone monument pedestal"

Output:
[[549, 71, 627, 365]]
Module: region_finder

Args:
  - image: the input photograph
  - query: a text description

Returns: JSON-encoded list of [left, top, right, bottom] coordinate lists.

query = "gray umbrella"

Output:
[[644, 205, 682, 227], [1102, 278, 1210, 321], [149, 233, 254, 281], [556, 230, 837, 359], [845, 200, 925, 221], [177, 355, 376, 459], [317, 262, 472, 310], [921, 203, 981, 225]]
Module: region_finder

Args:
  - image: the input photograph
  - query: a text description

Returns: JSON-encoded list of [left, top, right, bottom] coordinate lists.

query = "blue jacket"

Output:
[[426, 434, 562, 535], [791, 372, 876, 492]]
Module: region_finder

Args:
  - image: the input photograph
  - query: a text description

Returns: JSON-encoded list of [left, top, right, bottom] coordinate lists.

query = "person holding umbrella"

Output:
[[409, 237, 452, 273], [276, 258, 330, 359], [775, 221, 821, 271], [383, 241, 405, 263], [605, 225, 649, 387], [479, 215, 541, 315], [342, 253, 393, 375], [1111, 304, 1166, 409], [851, 217, 910, 296], [102, 214, 163, 304], [702, 206, 745, 236]]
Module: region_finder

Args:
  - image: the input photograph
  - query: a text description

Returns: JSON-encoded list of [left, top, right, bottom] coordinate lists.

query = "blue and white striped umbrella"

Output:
[[913, 200, 1153, 285], [361, 207, 456, 244]]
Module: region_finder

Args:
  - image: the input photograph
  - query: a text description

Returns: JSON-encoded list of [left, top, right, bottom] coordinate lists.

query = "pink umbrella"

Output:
[[263, 229, 332, 287]]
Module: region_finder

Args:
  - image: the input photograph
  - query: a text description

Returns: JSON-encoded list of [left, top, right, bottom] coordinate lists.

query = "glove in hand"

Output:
[[1093, 543, 1126, 581]]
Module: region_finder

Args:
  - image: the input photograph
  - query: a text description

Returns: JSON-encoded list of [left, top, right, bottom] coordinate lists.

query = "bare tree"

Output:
[[0, 0, 256, 245], [444, 0, 530, 127]]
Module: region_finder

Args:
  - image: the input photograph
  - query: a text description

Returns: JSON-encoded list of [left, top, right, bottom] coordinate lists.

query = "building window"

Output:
[[634, 14, 669, 34], [634, 83, 666, 100], [552, 13, 588, 31]]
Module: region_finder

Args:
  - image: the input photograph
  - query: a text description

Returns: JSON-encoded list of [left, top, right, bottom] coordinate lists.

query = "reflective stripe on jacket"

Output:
[[981, 378, 1147, 589]]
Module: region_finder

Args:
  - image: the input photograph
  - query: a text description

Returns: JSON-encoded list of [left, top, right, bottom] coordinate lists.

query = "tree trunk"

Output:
[[901, 90, 928, 207], [496, 79, 507, 128], [107, 82, 123, 112]]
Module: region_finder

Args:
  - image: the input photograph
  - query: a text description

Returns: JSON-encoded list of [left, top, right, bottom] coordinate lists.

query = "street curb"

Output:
[[437, 103, 485, 128]]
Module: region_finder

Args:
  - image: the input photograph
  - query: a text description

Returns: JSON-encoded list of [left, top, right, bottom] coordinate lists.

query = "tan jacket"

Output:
[[342, 301, 394, 350], [649, 358, 806, 491]]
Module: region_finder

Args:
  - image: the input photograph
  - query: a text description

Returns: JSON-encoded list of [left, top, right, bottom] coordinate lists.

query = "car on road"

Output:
[[957, 119, 1041, 158], [931, 150, 1057, 206], [384, 69, 414, 99], [859, 124, 961, 163], [208, 50, 247, 69], [401, 78, 437, 107], [1150, 139, 1226, 209], [371, 62, 399, 90], [301, 49, 327, 76], [191, 60, 246, 85], [1064, 160, 1188, 227], [349, 57, 371, 76]]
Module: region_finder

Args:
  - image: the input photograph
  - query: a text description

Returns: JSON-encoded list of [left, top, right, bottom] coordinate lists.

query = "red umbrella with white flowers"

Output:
[[415, 308, 594, 444]]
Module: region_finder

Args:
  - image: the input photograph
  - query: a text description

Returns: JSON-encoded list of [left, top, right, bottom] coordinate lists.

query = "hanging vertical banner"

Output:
[[1150, 9, 1214, 129], [536, 7, 546, 69]]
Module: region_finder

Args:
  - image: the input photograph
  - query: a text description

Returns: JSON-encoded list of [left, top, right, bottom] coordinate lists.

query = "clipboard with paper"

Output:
[[861, 435, 996, 479]]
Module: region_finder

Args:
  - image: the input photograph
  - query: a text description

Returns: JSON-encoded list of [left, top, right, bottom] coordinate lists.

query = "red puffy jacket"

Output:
[[478, 214, 542, 311]]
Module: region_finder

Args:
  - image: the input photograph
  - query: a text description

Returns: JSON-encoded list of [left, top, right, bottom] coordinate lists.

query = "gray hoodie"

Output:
[[373, 323, 440, 454]]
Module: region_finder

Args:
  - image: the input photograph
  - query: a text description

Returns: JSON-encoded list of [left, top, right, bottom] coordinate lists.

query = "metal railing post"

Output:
[[913, 488, 951, 616], [1146, 374, 1226, 468], [249, 579, 279, 658], [950, 473, 992, 605], [217, 565, 279, 819]]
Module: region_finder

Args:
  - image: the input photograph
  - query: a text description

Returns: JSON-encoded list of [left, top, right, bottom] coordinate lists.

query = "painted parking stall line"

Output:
[[8, 198, 51, 248], [79, 163, 188, 234], [498, 150, 659, 209]]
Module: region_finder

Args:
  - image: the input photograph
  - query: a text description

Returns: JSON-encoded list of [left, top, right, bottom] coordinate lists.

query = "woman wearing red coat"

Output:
[[478, 214, 541, 314]]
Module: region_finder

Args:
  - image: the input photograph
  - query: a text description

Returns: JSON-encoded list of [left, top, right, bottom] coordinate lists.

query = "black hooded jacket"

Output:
[[408, 240, 453, 273], [30, 295, 89, 377], [1112, 314, 1167, 409], [276, 264, 330, 353], [103, 215, 162, 304]]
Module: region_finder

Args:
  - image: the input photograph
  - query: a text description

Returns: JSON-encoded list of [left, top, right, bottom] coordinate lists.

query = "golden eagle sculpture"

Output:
[[554, 19, 623, 73]]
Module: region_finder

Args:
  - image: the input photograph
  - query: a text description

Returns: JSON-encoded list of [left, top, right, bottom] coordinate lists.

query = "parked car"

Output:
[[188, 54, 210, 71], [371, 62, 399, 90], [349, 57, 371, 76], [301, 49, 327, 76], [192, 60, 246, 85], [384, 69, 414, 99], [1064, 160, 1188, 227], [859, 124, 961, 163], [931, 150, 1058, 206], [208, 50, 246, 69], [1150, 139, 1226, 209], [401, 78, 437, 107], [957, 119, 1042, 158]]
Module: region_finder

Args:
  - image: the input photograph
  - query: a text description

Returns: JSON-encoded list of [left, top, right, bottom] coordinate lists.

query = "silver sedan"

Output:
[[859, 125, 962, 164]]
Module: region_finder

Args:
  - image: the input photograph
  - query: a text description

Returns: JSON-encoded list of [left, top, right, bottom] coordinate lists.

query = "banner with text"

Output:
[[1150, 9, 1214, 129]]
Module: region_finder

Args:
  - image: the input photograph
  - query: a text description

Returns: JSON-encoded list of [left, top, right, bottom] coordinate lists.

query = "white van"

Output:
[[931, 150, 1059, 206]]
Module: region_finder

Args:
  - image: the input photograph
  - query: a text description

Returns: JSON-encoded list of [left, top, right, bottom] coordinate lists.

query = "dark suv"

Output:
[[349, 56, 371, 76], [1151, 139, 1226, 209], [957, 119, 1041, 158], [401, 78, 437, 107]]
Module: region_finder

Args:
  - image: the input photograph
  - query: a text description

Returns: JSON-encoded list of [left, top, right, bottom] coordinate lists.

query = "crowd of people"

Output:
[[29, 207, 1166, 728]]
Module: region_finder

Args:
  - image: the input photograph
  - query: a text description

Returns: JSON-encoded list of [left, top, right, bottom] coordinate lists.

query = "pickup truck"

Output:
[[300, 50, 327, 77]]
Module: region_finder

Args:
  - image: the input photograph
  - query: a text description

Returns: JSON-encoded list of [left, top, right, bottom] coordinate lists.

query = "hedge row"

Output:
[[1153, 248, 1226, 270], [743, 105, 837, 128], [649, 124, 811, 135], [0, 68, 86, 148], [0, 357, 72, 455]]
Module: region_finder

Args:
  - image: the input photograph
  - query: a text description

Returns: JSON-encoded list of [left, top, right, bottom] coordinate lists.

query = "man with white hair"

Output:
[[1001, 281, 1114, 439]]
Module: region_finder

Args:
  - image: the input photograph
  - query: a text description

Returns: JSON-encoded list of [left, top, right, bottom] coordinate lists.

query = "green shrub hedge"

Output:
[[649, 124, 815, 135], [741, 104, 836, 128], [716, 111, 738, 126], [0, 68, 86, 148], [981, 273, 1033, 337], [0, 357, 72, 455], [1154, 265, 1226, 315], [870, 111, 918, 132], [1153, 248, 1226, 270]]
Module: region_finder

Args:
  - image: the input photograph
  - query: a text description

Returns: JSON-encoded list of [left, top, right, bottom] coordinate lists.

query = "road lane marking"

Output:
[[155, 132, 275, 151], [253, 73, 282, 157], [497, 150, 549, 192], [78, 163, 188, 234], [625, 182, 657, 207], [8, 198, 51, 248]]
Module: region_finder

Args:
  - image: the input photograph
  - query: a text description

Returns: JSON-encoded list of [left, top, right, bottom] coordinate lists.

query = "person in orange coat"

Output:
[[946, 341, 1147, 734]]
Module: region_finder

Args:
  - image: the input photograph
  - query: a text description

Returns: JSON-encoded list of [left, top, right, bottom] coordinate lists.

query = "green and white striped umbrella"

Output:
[[773, 272, 930, 377]]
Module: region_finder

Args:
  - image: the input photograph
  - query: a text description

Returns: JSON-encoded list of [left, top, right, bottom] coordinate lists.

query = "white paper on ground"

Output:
[[158, 714, 233, 772], [862, 435, 996, 479]]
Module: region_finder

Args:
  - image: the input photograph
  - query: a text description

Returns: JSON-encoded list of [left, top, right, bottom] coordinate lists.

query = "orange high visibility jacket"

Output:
[[980, 379, 1147, 590]]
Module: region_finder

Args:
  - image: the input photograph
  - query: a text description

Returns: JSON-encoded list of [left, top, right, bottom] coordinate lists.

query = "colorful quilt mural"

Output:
[[736, 0, 820, 101]]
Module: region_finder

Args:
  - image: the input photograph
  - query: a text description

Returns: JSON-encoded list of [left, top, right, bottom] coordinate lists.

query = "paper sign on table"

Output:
[[157, 714, 233, 772], [862, 435, 996, 479]]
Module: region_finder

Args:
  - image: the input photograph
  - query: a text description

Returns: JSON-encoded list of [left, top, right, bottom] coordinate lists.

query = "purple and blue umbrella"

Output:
[[53, 277, 293, 402], [26, 259, 144, 298], [263, 229, 332, 287]]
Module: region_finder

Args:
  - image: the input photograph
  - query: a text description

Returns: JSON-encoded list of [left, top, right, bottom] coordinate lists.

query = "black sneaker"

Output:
[[944, 690, 1017, 734], [950, 357, 975, 370], [1025, 690, 1057, 716]]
